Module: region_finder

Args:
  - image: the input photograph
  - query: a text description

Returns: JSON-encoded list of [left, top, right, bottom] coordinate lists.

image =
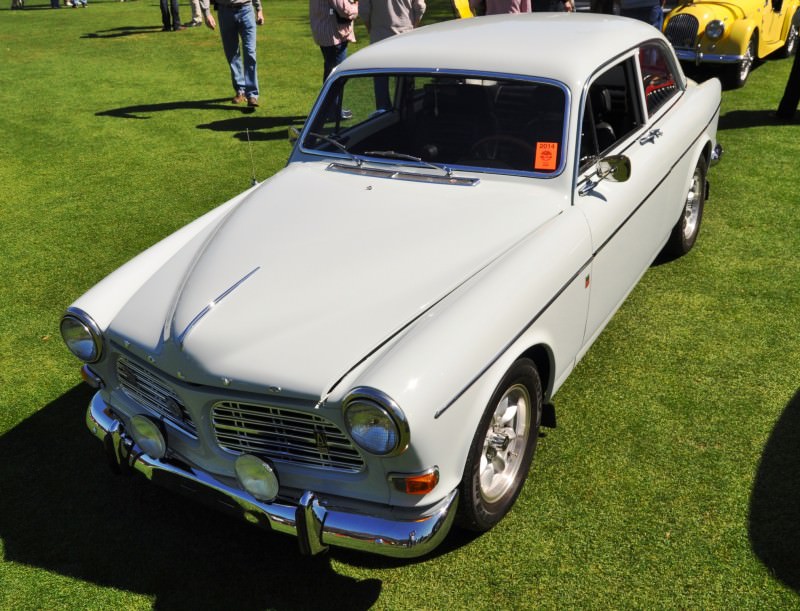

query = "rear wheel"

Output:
[[457, 359, 542, 532], [662, 158, 706, 259]]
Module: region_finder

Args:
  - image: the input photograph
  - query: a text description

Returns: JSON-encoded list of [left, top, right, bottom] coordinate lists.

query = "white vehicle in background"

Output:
[[61, 14, 722, 558]]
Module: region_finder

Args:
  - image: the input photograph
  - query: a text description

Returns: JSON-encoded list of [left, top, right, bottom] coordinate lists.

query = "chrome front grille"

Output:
[[116, 357, 197, 434], [664, 14, 699, 49], [212, 401, 365, 472]]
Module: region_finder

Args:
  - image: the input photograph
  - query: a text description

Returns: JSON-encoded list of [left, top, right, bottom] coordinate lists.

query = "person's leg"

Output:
[[170, 0, 182, 28], [159, 0, 171, 29], [218, 7, 246, 96], [238, 6, 259, 99], [777, 49, 800, 119]]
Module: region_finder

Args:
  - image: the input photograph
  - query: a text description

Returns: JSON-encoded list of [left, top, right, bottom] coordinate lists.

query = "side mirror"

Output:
[[288, 126, 301, 144], [597, 155, 631, 183], [578, 155, 631, 196]]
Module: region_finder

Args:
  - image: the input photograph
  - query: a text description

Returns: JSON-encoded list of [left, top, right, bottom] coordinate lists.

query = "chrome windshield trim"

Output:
[[297, 67, 571, 179]]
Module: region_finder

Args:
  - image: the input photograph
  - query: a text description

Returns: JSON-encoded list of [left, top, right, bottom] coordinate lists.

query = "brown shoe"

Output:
[[232, 93, 246, 104], [247, 97, 259, 107]]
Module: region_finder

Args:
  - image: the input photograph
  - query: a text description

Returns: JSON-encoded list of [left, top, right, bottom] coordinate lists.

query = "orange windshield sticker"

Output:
[[535, 142, 558, 171]]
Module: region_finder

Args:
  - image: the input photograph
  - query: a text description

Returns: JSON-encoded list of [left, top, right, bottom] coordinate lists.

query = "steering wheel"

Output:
[[470, 135, 537, 161]]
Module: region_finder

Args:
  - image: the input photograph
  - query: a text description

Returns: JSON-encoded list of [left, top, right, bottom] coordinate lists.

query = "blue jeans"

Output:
[[621, 4, 664, 29], [218, 4, 259, 99], [320, 41, 348, 83]]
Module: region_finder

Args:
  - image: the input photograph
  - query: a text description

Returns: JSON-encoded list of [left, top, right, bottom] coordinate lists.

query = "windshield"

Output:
[[301, 72, 568, 175]]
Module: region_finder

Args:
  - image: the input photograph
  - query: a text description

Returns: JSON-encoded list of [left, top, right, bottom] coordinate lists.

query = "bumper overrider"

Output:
[[87, 393, 459, 558]]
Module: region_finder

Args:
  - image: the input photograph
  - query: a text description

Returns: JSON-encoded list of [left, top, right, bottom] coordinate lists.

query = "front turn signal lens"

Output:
[[390, 468, 439, 495]]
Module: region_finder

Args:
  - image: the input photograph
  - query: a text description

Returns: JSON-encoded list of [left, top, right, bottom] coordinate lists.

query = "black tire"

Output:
[[457, 358, 542, 532], [662, 158, 706, 259], [728, 35, 756, 88], [779, 11, 799, 58]]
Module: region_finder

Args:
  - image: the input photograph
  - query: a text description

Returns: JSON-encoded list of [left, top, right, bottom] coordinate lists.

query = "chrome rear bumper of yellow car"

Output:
[[86, 392, 458, 558]]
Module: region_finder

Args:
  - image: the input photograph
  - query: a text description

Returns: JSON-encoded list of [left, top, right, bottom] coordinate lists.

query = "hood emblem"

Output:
[[176, 266, 260, 349]]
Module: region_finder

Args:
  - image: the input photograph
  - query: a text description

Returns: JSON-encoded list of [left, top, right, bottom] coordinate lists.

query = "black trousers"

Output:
[[777, 50, 800, 120]]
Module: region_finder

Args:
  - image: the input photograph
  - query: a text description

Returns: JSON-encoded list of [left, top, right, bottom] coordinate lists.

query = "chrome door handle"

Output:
[[639, 129, 663, 145]]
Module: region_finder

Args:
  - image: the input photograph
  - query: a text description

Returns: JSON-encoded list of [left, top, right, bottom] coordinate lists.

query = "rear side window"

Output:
[[638, 43, 680, 116]]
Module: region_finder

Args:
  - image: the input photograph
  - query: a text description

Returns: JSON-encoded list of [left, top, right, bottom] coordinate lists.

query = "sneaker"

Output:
[[172, 24, 186, 30], [247, 97, 259, 107], [232, 93, 247, 104]]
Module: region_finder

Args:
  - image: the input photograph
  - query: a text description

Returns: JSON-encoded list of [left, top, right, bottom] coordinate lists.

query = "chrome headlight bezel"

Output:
[[343, 387, 409, 457], [60, 308, 104, 363], [705, 20, 725, 41]]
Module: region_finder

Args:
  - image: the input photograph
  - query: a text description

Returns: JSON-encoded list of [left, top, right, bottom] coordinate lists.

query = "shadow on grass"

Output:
[[0, 385, 381, 610], [198, 115, 307, 143], [97, 99, 259, 120], [718, 109, 793, 131], [749, 387, 800, 593], [82, 26, 164, 39]]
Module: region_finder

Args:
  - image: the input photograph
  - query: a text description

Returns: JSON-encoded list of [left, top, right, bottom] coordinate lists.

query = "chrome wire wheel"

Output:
[[478, 383, 531, 504], [682, 166, 703, 243], [738, 37, 755, 85]]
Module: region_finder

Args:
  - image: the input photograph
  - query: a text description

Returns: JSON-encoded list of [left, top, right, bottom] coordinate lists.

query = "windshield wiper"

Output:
[[364, 150, 453, 177], [307, 131, 363, 166]]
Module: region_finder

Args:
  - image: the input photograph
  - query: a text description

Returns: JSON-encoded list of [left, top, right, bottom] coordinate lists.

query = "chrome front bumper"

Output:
[[674, 48, 745, 65], [86, 393, 458, 558]]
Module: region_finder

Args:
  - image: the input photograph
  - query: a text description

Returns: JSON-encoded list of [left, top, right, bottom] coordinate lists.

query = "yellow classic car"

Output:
[[663, 0, 800, 87]]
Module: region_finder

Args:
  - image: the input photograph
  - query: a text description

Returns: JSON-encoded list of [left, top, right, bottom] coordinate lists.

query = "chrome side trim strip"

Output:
[[87, 393, 458, 558]]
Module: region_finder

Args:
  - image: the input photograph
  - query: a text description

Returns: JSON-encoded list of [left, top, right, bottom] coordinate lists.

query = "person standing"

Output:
[[359, 0, 425, 108], [777, 48, 800, 121], [200, 0, 265, 108], [160, 0, 184, 30], [309, 0, 358, 83], [618, 0, 665, 29]]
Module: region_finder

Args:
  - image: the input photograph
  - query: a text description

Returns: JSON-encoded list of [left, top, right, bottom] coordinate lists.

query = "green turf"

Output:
[[1, 1, 799, 608]]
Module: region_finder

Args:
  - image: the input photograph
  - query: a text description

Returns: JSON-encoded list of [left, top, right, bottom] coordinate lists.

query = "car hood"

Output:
[[669, 1, 746, 23], [108, 162, 564, 397]]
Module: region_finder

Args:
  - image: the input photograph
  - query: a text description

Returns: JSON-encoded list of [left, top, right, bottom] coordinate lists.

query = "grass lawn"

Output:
[[1, 0, 799, 608]]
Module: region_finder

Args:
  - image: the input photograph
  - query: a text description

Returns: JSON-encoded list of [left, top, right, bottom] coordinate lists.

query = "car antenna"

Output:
[[247, 128, 259, 186]]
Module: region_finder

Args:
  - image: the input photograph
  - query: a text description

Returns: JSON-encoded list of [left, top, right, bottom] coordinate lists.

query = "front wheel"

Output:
[[780, 11, 799, 58], [457, 358, 542, 532], [662, 158, 706, 259], [728, 35, 756, 88]]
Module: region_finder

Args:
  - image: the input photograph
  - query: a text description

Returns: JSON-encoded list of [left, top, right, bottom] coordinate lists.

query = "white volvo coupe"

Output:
[[61, 14, 722, 558]]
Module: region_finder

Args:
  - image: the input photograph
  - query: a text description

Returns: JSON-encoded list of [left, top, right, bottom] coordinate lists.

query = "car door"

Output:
[[574, 43, 686, 353]]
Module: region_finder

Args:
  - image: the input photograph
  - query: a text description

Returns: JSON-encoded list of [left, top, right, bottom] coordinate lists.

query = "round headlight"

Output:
[[344, 388, 409, 456], [129, 414, 167, 460], [60, 310, 103, 363], [235, 454, 280, 502], [705, 20, 725, 40]]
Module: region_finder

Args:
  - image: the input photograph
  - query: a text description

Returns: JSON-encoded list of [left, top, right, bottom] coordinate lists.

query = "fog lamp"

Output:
[[129, 415, 167, 460], [235, 454, 279, 502], [705, 20, 725, 40]]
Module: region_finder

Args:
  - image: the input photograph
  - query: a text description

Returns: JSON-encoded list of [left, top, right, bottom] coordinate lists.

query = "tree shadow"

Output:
[[0, 385, 381, 610], [749, 387, 800, 593]]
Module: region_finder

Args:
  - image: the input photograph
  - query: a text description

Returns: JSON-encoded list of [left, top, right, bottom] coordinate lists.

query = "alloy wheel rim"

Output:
[[682, 168, 702, 241], [479, 383, 531, 503]]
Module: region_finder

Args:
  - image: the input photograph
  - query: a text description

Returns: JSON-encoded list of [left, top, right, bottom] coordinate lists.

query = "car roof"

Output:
[[339, 14, 666, 86]]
